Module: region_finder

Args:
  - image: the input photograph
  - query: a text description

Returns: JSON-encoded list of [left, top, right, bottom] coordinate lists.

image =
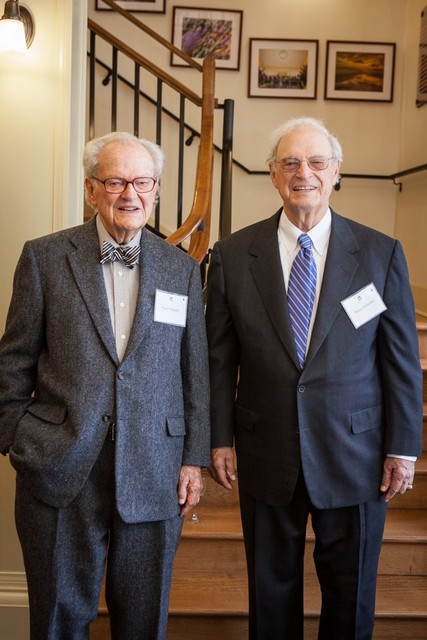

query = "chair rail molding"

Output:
[[0, 571, 28, 608]]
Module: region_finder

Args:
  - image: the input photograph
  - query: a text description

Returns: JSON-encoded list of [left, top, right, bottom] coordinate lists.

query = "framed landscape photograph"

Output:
[[248, 39, 318, 99], [96, 0, 166, 13], [325, 41, 396, 102], [171, 7, 243, 70]]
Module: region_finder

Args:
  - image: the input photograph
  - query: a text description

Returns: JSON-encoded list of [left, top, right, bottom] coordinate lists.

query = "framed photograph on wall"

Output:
[[96, 0, 166, 13], [248, 38, 318, 99], [171, 6, 243, 70], [325, 41, 396, 102]]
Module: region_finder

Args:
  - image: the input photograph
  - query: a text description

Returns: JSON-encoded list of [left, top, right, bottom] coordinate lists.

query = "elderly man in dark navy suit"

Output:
[[0, 131, 210, 639], [206, 117, 422, 640]]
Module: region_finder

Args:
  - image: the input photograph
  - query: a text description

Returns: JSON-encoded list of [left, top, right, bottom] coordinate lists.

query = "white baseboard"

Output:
[[0, 572, 28, 608]]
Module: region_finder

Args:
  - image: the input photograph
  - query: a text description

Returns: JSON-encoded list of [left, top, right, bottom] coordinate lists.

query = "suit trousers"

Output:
[[15, 433, 183, 640], [239, 469, 388, 640]]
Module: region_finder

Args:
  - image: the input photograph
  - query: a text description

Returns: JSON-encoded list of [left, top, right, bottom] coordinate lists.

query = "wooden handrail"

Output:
[[166, 57, 215, 263], [88, 6, 218, 264]]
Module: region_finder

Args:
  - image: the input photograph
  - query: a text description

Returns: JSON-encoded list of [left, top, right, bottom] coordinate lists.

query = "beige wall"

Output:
[[87, 0, 427, 313], [0, 0, 426, 637], [0, 1, 87, 636], [396, 0, 427, 313]]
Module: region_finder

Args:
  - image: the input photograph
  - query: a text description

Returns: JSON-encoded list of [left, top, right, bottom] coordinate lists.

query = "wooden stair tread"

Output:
[[382, 509, 427, 542], [304, 574, 427, 617], [413, 457, 427, 473], [182, 505, 242, 539], [374, 575, 427, 617], [170, 571, 247, 615], [168, 572, 427, 618], [183, 503, 427, 543]]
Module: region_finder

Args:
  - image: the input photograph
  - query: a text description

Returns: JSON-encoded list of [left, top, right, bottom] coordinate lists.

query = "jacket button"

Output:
[[102, 414, 111, 423], [298, 385, 305, 393]]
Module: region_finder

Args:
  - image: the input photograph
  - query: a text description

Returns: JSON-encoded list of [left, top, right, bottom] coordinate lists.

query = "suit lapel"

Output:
[[305, 212, 360, 367], [123, 228, 160, 359], [249, 210, 361, 371], [67, 218, 119, 364], [250, 211, 300, 368]]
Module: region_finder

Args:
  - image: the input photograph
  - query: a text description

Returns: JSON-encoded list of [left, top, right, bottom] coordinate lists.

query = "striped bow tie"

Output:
[[100, 240, 140, 269]]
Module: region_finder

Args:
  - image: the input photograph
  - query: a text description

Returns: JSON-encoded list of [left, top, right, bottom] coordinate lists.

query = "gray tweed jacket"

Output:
[[0, 217, 210, 522]]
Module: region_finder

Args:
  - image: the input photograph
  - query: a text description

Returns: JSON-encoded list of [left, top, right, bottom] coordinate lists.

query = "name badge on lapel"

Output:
[[154, 289, 188, 327], [341, 282, 387, 329]]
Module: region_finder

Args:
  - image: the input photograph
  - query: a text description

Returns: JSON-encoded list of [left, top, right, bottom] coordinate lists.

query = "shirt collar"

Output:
[[96, 214, 142, 251], [278, 208, 332, 257]]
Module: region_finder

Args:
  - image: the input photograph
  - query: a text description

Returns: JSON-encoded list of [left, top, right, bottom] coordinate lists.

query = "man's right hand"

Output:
[[210, 447, 236, 490]]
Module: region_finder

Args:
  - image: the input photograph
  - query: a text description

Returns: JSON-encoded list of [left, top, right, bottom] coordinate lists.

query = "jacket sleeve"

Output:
[[205, 242, 240, 448], [180, 259, 211, 466], [0, 243, 44, 453], [378, 240, 423, 456]]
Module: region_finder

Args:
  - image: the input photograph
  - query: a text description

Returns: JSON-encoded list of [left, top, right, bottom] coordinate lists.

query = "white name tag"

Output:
[[154, 289, 188, 327], [341, 282, 387, 329]]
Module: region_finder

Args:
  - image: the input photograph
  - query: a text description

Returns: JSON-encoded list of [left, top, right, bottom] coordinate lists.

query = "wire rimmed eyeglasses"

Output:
[[275, 156, 334, 173], [91, 176, 157, 194]]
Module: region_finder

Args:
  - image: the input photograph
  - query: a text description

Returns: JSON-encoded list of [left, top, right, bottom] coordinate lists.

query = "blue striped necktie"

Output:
[[100, 240, 140, 269], [287, 233, 317, 368]]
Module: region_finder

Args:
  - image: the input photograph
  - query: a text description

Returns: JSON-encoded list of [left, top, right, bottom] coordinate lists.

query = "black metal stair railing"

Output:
[[87, 0, 234, 265]]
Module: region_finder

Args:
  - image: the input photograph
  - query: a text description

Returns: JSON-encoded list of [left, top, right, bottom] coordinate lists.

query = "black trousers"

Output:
[[15, 436, 183, 640], [239, 470, 388, 640]]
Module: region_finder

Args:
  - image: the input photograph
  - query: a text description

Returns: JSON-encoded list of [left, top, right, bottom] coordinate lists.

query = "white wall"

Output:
[[0, 1, 87, 637], [0, 0, 426, 636], [88, 0, 409, 238], [396, 0, 427, 313], [88, 0, 426, 308]]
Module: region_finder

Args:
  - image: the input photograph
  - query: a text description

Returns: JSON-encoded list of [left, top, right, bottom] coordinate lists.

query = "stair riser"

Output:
[[166, 616, 427, 640], [199, 476, 426, 511], [388, 474, 426, 509], [175, 539, 246, 573], [306, 617, 427, 640], [90, 614, 427, 640], [418, 327, 427, 360], [305, 541, 427, 576], [175, 538, 426, 577]]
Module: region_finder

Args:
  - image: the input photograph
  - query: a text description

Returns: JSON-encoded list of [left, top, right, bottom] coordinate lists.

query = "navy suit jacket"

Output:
[[206, 210, 423, 509], [0, 217, 210, 522]]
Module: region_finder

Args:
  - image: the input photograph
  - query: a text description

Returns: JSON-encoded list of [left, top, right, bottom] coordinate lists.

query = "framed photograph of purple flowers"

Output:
[[171, 7, 243, 70]]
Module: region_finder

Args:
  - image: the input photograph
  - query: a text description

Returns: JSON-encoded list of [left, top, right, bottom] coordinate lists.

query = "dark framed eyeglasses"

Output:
[[275, 156, 334, 173], [91, 176, 157, 194]]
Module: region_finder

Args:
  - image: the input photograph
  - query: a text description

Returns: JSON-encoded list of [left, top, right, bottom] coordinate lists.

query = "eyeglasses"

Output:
[[275, 156, 334, 173], [91, 176, 157, 194]]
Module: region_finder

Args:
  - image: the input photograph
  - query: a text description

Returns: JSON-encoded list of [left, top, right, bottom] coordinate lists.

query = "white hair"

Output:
[[83, 131, 165, 179], [83, 131, 165, 209], [266, 117, 343, 167]]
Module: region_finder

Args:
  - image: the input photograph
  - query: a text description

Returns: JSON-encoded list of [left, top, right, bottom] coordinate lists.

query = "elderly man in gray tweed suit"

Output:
[[0, 131, 210, 639]]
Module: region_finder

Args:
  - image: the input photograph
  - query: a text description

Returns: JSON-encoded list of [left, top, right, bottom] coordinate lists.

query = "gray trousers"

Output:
[[15, 436, 183, 640]]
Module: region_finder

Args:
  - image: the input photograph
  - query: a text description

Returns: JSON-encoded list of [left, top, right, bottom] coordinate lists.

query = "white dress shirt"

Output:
[[278, 207, 332, 353], [96, 215, 140, 362]]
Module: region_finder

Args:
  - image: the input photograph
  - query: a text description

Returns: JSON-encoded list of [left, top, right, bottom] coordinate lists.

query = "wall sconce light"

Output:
[[0, 1, 35, 53]]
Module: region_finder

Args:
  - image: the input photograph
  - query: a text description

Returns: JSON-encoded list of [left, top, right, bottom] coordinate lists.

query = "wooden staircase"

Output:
[[90, 321, 427, 639]]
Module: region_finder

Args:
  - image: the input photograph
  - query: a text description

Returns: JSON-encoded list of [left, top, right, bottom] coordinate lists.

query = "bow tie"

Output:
[[100, 240, 140, 269]]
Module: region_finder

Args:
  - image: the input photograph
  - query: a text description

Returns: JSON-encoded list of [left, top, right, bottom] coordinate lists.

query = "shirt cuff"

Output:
[[387, 454, 417, 461]]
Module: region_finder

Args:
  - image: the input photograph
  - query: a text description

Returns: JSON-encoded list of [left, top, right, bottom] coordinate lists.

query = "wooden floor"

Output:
[[90, 322, 427, 640]]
